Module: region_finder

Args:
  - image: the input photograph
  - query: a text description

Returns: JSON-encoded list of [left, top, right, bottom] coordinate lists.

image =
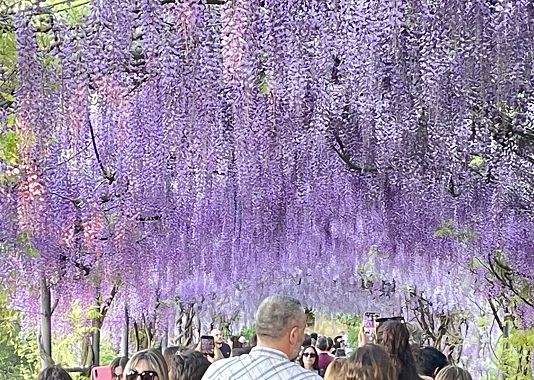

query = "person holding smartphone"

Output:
[[211, 329, 231, 358], [375, 319, 423, 380]]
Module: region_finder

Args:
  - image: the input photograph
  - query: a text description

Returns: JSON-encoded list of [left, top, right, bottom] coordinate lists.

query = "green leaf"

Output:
[[434, 219, 455, 238], [0, 92, 14, 102], [6, 114, 15, 127], [0, 130, 19, 166], [468, 155, 485, 169]]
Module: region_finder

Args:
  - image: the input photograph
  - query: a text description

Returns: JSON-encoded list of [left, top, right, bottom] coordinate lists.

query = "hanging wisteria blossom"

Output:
[[0, 0, 533, 346]]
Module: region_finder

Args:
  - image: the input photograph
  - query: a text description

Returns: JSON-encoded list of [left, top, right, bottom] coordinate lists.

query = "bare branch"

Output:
[[488, 298, 504, 333], [88, 118, 114, 184], [331, 133, 379, 173]]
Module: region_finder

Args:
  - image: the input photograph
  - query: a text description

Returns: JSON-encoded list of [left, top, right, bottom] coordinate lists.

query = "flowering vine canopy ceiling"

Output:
[[0, 0, 533, 324]]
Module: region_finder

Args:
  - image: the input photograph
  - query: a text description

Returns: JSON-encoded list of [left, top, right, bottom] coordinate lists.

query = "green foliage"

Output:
[[0, 292, 121, 380], [99, 341, 116, 369], [14, 232, 40, 258], [493, 328, 533, 380], [87, 304, 103, 321], [474, 316, 489, 328], [335, 313, 361, 348], [0, 112, 21, 184], [434, 219, 478, 243], [259, 70, 269, 95], [0, 287, 40, 380], [468, 154, 486, 170], [59, 300, 115, 365], [0, 24, 17, 91], [238, 326, 256, 340], [0, 129, 18, 165]]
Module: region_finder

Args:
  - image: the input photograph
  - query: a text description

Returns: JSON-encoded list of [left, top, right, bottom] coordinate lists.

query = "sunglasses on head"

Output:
[[375, 316, 405, 324], [302, 353, 317, 358], [125, 369, 159, 380]]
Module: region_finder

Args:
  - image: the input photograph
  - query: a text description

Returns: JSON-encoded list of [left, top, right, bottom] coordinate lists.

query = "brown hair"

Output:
[[37, 366, 73, 380], [345, 344, 397, 380], [375, 321, 421, 380], [168, 350, 210, 380], [324, 358, 347, 380], [163, 346, 187, 369], [110, 356, 129, 374], [435, 366, 473, 380]]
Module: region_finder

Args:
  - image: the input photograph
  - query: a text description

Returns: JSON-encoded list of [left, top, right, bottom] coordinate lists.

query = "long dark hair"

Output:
[[375, 321, 422, 380], [298, 345, 320, 371]]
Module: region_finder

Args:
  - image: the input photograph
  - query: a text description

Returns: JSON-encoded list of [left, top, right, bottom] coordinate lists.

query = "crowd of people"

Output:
[[36, 295, 474, 380]]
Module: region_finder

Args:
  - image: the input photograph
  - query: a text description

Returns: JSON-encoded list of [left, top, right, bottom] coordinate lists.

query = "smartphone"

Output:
[[363, 311, 380, 335], [91, 366, 113, 380], [200, 335, 215, 355]]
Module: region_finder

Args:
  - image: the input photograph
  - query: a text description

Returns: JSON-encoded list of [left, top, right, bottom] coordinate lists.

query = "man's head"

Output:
[[316, 336, 329, 351], [168, 350, 210, 380], [413, 346, 448, 377], [255, 295, 307, 360], [327, 337, 334, 351], [210, 329, 223, 345], [37, 366, 72, 380], [302, 333, 312, 347], [333, 335, 344, 349]]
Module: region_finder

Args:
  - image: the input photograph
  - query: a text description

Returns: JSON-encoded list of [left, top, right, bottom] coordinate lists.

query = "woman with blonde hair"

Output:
[[324, 358, 347, 380], [123, 349, 169, 380], [435, 366, 473, 380], [345, 344, 397, 380]]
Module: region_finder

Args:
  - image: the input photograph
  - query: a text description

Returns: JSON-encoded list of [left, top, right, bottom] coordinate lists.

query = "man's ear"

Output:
[[433, 367, 440, 378], [289, 326, 299, 345]]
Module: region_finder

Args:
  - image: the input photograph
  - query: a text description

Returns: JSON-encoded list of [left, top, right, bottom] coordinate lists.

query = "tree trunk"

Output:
[[40, 277, 53, 369], [134, 321, 140, 352], [161, 331, 168, 351], [92, 318, 101, 366], [120, 305, 129, 357]]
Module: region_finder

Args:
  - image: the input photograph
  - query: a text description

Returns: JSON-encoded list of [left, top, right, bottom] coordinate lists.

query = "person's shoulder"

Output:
[[201, 356, 245, 379], [292, 367, 323, 379], [284, 362, 323, 379]]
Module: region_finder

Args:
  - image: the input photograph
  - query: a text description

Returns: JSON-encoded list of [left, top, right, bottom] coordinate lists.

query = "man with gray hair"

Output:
[[316, 336, 334, 374], [202, 295, 322, 379]]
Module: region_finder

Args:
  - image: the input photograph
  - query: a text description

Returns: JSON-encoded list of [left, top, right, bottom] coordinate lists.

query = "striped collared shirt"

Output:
[[201, 346, 322, 380]]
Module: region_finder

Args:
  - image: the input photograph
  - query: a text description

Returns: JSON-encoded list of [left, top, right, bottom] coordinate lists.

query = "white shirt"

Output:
[[202, 346, 323, 380]]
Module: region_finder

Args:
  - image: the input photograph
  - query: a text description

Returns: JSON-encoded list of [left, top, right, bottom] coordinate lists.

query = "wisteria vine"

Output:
[[0, 0, 533, 351]]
